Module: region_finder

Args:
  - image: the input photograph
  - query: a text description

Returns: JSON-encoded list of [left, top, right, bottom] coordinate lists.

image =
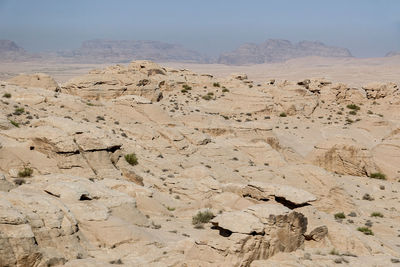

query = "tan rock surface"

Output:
[[7, 73, 60, 91], [0, 61, 399, 266]]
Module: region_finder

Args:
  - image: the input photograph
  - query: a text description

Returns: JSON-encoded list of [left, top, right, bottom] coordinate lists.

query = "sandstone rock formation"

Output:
[[203, 204, 307, 266], [307, 138, 380, 177], [7, 73, 60, 92], [362, 82, 399, 99], [218, 39, 352, 65], [0, 61, 399, 266]]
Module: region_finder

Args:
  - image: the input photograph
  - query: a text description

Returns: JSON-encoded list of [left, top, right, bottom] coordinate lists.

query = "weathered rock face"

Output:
[[372, 130, 400, 180], [190, 204, 307, 266], [0, 174, 151, 266], [0, 189, 85, 266], [306, 138, 380, 176], [7, 73, 60, 92], [362, 82, 399, 99]]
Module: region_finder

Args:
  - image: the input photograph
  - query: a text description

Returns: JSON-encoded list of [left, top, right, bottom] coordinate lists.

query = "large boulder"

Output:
[[187, 203, 307, 266], [362, 82, 399, 99]]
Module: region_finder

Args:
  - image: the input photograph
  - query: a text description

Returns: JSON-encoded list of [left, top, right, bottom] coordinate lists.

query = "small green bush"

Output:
[[14, 107, 25, 115], [202, 95, 212, 101], [370, 172, 386, 180], [279, 112, 287, 117], [371, 212, 383, 218], [18, 167, 33, 177], [357, 227, 373, 235], [349, 110, 357, 115], [334, 212, 346, 219], [125, 153, 138, 166], [182, 84, 192, 90], [346, 104, 360, 111], [181, 89, 188, 93], [9, 120, 19, 127], [222, 88, 229, 93], [213, 82, 220, 87], [192, 210, 214, 225], [2, 93, 11, 98], [329, 248, 340, 255]]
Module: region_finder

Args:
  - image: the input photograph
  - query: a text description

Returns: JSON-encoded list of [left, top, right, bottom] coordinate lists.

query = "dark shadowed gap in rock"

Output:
[[83, 145, 121, 153], [79, 194, 92, 201], [249, 231, 265, 236], [211, 225, 233, 237], [304, 235, 313, 241], [56, 150, 80, 155], [242, 194, 270, 202], [44, 190, 60, 198], [274, 196, 310, 210]]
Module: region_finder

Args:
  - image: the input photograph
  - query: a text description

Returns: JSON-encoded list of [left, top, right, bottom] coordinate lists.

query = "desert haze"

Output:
[[1, 1, 400, 266]]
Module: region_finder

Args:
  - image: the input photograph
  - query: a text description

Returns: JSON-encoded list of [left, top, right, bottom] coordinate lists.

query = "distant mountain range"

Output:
[[218, 39, 352, 65], [386, 51, 400, 57], [0, 40, 39, 61], [57, 39, 210, 63], [1, 38, 396, 65]]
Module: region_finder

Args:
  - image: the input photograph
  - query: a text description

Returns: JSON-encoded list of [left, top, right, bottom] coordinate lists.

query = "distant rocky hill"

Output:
[[0, 40, 34, 61], [218, 39, 352, 65], [58, 39, 210, 63], [385, 51, 400, 57]]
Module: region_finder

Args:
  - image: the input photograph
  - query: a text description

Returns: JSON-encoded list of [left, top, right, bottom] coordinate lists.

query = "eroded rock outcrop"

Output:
[[307, 138, 380, 177], [362, 82, 399, 99], [7, 73, 60, 92], [189, 204, 307, 266]]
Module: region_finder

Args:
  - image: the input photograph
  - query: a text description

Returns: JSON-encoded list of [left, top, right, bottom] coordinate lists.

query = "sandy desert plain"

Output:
[[1, 56, 400, 266]]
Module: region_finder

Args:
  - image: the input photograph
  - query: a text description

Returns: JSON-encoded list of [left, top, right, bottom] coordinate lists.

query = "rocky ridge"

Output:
[[0, 61, 399, 266], [218, 39, 352, 65], [58, 39, 210, 63]]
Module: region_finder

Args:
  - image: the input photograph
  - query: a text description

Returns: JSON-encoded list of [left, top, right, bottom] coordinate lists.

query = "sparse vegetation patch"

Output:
[[357, 227, 373, 235], [125, 153, 138, 166], [346, 104, 360, 111], [370, 172, 386, 180], [334, 212, 346, 219], [192, 210, 214, 225], [371, 212, 383, 218], [18, 167, 33, 177]]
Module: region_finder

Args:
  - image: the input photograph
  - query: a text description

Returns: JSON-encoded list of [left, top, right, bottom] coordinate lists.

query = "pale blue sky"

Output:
[[0, 0, 399, 57]]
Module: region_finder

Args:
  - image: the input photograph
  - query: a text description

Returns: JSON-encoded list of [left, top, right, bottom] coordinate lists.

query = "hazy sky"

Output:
[[0, 0, 399, 57]]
